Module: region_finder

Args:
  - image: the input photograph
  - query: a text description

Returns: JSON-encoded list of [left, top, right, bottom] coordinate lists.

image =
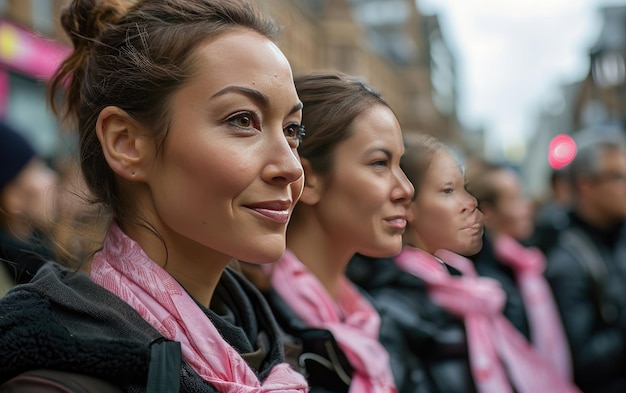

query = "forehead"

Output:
[[189, 29, 294, 95], [427, 150, 461, 176], [490, 168, 520, 190], [344, 105, 402, 147], [600, 147, 626, 169]]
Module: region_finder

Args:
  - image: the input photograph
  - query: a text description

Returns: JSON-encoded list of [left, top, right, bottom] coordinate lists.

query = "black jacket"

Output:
[[546, 212, 626, 393], [0, 263, 287, 392], [347, 254, 475, 393], [263, 289, 354, 393]]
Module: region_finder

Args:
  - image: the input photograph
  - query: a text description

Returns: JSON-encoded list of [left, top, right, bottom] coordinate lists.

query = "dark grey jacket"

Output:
[[546, 213, 626, 393], [347, 254, 475, 393]]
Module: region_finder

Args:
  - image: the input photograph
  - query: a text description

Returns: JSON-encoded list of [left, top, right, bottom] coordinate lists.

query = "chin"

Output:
[[235, 240, 286, 264], [361, 241, 403, 258], [235, 233, 287, 264], [250, 249, 286, 264], [463, 243, 483, 257]]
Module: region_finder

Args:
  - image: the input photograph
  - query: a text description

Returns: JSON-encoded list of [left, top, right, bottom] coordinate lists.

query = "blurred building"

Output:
[[524, 4, 626, 201], [264, 0, 466, 146], [0, 0, 470, 158], [576, 5, 626, 131]]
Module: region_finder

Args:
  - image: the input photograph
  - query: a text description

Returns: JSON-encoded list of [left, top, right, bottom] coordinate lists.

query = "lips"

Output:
[[245, 200, 292, 224], [463, 222, 483, 234], [385, 216, 408, 230]]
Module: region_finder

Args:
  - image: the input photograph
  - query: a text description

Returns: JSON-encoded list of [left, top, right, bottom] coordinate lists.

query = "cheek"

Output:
[[160, 144, 250, 207], [415, 206, 451, 239], [504, 203, 533, 233], [333, 171, 387, 214]]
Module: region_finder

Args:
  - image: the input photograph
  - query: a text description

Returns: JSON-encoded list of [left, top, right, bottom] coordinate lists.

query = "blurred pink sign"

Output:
[[0, 19, 70, 81]]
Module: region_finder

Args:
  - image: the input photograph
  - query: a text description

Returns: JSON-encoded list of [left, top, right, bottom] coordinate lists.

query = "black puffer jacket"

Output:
[[346, 254, 475, 393], [0, 263, 288, 392], [546, 213, 626, 393]]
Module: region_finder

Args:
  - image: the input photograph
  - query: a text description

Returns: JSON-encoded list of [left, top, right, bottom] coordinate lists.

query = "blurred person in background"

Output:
[[466, 159, 572, 380], [545, 127, 626, 393], [0, 120, 58, 290], [50, 153, 108, 270], [246, 71, 413, 393], [529, 166, 573, 255], [348, 133, 579, 393]]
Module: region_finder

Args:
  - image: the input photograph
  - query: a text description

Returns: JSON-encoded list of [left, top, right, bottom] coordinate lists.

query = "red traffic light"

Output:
[[548, 134, 577, 169]]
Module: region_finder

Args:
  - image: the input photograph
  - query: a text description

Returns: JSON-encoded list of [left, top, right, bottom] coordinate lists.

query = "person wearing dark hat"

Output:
[[0, 120, 58, 290]]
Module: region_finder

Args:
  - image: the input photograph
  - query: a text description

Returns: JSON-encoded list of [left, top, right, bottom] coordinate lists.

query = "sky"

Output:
[[416, 0, 626, 159]]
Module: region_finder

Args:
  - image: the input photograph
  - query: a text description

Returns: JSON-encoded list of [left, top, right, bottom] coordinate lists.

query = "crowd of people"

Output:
[[1, 0, 626, 392]]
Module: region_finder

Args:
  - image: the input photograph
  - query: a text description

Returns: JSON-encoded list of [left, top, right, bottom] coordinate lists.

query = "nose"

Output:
[[461, 191, 479, 213], [392, 167, 415, 204], [262, 136, 304, 186]]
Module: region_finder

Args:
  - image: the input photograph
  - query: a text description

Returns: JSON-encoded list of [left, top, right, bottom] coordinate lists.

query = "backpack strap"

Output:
[[146, 340, 181, 393]]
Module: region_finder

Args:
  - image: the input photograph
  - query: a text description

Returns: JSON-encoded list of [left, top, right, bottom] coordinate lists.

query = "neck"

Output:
[[287, 222, 353, 300], [122, 223, 230, 307], [403, 231, 435, 256]]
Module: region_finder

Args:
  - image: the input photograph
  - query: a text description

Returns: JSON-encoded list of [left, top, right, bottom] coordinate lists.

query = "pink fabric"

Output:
[[268, 250, 397, 393], [493, 235, 572, 379], [90, 224, 308, 392], [395, 246, 579, 393]]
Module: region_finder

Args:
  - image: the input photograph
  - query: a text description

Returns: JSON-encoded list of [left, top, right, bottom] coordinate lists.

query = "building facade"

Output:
[[0, 0, 466, 159]]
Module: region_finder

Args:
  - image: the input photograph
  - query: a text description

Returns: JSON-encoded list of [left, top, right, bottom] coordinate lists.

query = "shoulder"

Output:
[[0, 263, 155, 386], [0, 370, 123, 393], [545, 227, 593, 278]]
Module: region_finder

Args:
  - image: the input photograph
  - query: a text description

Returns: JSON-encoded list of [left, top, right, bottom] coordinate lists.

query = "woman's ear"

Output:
[[96, 106, 151, 181], [298, 158, 323, 205]]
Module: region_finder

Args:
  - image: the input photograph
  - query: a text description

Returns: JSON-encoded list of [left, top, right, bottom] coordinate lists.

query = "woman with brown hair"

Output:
[[0, 0, 307, 391], [254, 72, 414, 392]]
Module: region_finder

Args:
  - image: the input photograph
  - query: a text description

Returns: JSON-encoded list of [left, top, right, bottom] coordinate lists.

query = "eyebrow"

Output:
[[212, 85, 302, 115], [366, 146, 393, 159], [290, 101, 304, 115]]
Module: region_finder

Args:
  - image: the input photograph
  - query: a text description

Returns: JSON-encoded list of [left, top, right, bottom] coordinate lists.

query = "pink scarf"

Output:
[[90, 224, 308, 392], [492, 235, 572, 379], [268, 250, 397, 393], [395, 246, 579, 393]]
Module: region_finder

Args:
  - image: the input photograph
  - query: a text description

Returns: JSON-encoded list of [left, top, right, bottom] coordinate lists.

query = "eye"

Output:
[[284, 123, 305, 148], [228, 112, 260, 130], [371, 159, 389, 167], [442, 187, 454, 194]]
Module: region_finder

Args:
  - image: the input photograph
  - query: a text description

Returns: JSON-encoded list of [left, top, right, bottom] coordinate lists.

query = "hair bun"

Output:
[[61, 0, 128, 49]]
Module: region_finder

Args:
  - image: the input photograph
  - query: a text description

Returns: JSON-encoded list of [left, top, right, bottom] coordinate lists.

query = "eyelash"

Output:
[[284, 123, 306, 148], [228, 111, 261, 130], [371, 159, 389, 167], [226, 111, 305, 148]]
